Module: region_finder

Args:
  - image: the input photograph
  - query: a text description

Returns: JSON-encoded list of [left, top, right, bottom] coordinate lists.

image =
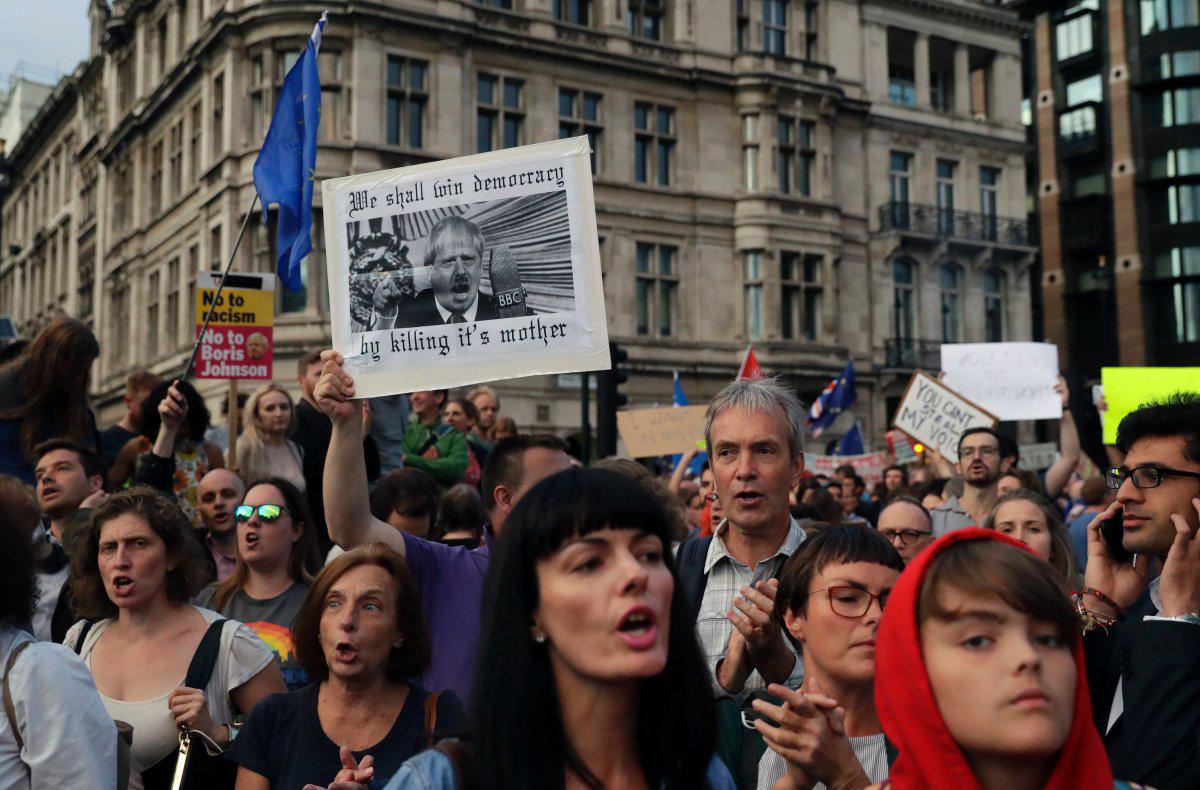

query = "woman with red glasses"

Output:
[[196, 477, 323, 691], [748, 523, 904, 790]]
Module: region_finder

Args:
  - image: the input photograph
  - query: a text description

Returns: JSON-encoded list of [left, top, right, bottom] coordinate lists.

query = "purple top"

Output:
[[401, 533, 490, 701]]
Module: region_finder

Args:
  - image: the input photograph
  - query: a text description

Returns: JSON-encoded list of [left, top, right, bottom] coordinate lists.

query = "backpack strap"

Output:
[[72, 619, 97, 656], [3, 640, 35, 751], [423, 690, 441, 750], [184, 619, 229, 690], [675, 536, 714, 624]]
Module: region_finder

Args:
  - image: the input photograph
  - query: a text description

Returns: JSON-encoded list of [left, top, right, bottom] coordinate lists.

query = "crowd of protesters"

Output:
[[0, 316, 1198, 789]]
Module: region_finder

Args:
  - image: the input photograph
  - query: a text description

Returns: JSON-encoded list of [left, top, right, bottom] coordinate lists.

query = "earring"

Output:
[[533, 633, 546, 644]]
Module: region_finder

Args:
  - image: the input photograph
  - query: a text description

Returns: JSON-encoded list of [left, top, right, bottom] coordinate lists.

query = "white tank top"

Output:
[[96, 687, 182, 790]]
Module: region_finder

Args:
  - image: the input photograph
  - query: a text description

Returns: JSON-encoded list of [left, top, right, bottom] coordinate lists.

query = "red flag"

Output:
[[737, 346, 765, 381]]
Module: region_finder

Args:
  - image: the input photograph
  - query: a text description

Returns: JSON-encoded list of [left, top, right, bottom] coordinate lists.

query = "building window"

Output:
[[559, 88, 602, 173], [634, 102, 674, 186], [939, 264, 961, 342], [477, 74, 523, 152], [187, 243, 200, 322], [1059, 105, 1098, 142], [889, 63, 916, 106], [1066, 73, 1103, 106], [980, 166, 1000, 239], [777, 116, 815, 196], [1147, 87, 1200, 127], [148, 141, 164, 217], [1056, 13, 1094, 60], [890, 152, 911, 205], [1147, 50, 1200, 80], [635, 242, 678, 336], [169, 121, 183, 200], [893, 259, 915, 340], [744, 251, 763, 339], [166, 256, 181, 348], [387, 55, 428, 148], [479, 0, 513, 7], [628, 0, 665, 40], [210, 225, 223, 271], [780, 251, 822, 341], [111, 157, 131, 233], [1148, 148, 1200, 178], [109, 285, 130, 370], [983, 268, 1005, 342], [155, 16, 169, 79], [763, 0, 788, 55], [1141, 0, 1200, 34], [736, 0, 749, 51], [936, 159, 956, 233], [742, 114, 759, 191], [317, 51, 343, 140], [250, 55, 267, 143], [117, 49, 136, 113], [802, 0, 818, 59], [211, 72, 225, 161], [147, 269, 161, 358], [189, 102, 202, 179], [1148, 247, 1200, 358], [555, 0, 593, 25], [1149, 183, 1200, 225]]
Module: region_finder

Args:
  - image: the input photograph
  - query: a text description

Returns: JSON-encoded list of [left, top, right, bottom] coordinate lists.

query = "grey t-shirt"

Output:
[[196, 582, 312, 690]]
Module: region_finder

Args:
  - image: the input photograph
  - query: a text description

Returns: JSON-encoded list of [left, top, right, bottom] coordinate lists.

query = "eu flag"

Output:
[[837, 423, 865, 456], [253, 12, 326, 292], [672, 372, 706, 474], [808, 361, 857, 437]]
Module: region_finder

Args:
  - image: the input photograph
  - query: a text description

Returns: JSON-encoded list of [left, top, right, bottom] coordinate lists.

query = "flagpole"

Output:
[[181, 193, 262, 381]]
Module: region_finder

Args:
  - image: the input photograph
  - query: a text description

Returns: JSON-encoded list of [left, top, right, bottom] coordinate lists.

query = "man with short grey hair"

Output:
[[677, 375, 808, 703]]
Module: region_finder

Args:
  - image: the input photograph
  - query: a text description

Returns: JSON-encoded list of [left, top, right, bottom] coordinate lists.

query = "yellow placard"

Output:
[[196, 288, 274, 326], [1101, 367, 1200, 443]]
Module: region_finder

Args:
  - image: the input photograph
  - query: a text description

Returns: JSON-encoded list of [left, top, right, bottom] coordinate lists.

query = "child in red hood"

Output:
[[871, 528, 1140, 790]]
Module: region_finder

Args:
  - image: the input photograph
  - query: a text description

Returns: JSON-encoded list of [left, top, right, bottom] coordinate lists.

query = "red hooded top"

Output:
[[874, 528, 1114, 789]]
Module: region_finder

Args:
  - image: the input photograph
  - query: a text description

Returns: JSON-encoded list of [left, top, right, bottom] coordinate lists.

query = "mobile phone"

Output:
[[1098, 507, 1132, 563]]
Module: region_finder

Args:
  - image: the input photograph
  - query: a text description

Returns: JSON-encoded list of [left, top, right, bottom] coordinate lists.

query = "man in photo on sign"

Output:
[[370, 215, 502, 329]]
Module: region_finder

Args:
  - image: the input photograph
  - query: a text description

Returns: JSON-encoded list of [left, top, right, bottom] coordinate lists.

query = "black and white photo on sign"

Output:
[[345, 191, 575, 334]]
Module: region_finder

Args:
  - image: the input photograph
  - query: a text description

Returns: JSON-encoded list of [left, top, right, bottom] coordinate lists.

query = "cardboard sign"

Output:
[[194, 272, 275, 380], [940, 342, 1062, 421], [886, 429, 917, 465], [322, 136, 610, 397], [1101, 367, 1200, 443], [1019, 442, 1060, 471], [892, 371, 998, 463], [616, 405, 709, 458], [805, 452, 888, 487]]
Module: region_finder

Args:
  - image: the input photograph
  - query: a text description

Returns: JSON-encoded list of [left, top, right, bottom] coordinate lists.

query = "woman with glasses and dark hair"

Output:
[[196, 478, 323, 691], [748, 523, 904, 790], [65, 487, 285, 790], [386, 467, 734, 789]]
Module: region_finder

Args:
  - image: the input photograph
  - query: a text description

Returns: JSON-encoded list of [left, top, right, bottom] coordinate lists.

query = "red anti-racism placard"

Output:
[[194, 272, 275, 380]]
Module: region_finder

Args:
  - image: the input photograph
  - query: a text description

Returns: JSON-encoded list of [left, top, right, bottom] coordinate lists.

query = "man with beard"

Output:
[[31, 440, 107, 641], [931, 427, 1003, 535], [370, 216, 501, 328]]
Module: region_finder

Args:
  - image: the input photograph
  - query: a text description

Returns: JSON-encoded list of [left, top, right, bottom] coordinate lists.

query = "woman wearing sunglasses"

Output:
[[196, 477, 323, 691], [749, 523, 904, 790]]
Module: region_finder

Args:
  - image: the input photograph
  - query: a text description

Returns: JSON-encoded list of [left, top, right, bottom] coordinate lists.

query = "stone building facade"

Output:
[[0, 0, 1034, 449]]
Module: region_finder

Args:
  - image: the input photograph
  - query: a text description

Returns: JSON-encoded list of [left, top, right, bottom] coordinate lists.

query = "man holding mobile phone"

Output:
[[1080, 392, 1200, 789]]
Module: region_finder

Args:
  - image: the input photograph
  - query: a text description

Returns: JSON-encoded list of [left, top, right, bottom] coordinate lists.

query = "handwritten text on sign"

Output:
[[940, 342, 1061, 421], [892, 371, 998, 463], [195, 273, 275, 380], [616, 405, 709, 458], [806, 452, 888, 487]]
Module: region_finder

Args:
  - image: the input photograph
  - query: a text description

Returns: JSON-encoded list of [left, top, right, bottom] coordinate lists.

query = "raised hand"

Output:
[[313, 350, 363, 425], [158, 380, 188, 432], [1159, 498, 1200, 617], [726, 579, 795, 684]]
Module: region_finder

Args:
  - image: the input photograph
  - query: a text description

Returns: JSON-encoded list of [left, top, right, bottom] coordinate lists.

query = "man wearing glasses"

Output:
[[1078, 393, 1200, 788], [930, 427, 1004, 536], [876, 495, 935, 565]]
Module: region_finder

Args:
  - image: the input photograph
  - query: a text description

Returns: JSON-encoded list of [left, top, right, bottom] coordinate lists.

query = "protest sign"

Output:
[[616, 405, 708, 458], [1101, 367, 1200, 443], [321, 136, 610, 397], [886, 429, 917, 465], [1019, 442, 1059, 471], [892, 371, 998, 463], [194, 272, 275, 380], [806, 452, 888, 487], [940, 342, 1061, 421]]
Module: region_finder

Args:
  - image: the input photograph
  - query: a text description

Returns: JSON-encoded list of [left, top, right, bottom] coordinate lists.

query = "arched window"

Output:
[[892, 258, 915, 341], [983, 268, 1005, 342], [939, 263, 961, 342]]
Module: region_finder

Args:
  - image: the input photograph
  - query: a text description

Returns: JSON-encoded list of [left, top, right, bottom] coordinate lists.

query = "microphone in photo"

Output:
[[488, 245, 528, 319]]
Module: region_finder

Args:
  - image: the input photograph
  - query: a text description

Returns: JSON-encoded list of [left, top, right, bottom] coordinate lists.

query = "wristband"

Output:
[[1083, 587, 1122, 614]]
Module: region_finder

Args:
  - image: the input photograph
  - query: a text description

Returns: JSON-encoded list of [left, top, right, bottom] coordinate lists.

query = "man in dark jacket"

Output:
[[1080, 393, 1200, 789]]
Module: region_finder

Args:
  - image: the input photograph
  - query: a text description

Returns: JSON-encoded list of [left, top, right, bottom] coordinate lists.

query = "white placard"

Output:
[[892, 371, 999, 464], [321, 137, 610, 397], [940, 342, 1062, 421], [1019, 442, 1060, 471]]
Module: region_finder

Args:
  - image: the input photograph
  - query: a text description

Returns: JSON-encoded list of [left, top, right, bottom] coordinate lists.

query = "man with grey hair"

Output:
[[676, 375, 808, 707]]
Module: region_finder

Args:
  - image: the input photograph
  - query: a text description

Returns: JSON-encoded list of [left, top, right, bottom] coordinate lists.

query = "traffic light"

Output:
[[595, 341, 629, 458]]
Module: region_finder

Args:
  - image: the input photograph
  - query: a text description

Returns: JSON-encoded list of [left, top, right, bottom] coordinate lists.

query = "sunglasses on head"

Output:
[[234, 504, 291, 523]]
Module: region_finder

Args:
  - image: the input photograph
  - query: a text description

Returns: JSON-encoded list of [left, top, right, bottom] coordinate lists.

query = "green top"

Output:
[[401, 419, 469, 486]]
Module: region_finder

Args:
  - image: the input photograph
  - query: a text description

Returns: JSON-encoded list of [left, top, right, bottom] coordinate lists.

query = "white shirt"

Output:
[[434, 293, 478, 323], [31, 525, 67, 643], [0, 627, 118, 790], [757, 731, 889, 790]]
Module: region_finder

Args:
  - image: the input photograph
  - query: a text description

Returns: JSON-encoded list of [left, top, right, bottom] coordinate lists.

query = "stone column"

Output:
[[914, 33, 930, 109], [954, 43, 970, 115]]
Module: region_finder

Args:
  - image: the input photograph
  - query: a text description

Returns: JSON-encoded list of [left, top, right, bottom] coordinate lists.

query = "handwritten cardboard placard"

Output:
[[805, 452, 888, 487], [892, 371, 998, 464], [1101, 367, 1200, 443], [940, 342, 1061, 421], [1019, 442, 1060, 471], [616, 405, 709, 458]]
